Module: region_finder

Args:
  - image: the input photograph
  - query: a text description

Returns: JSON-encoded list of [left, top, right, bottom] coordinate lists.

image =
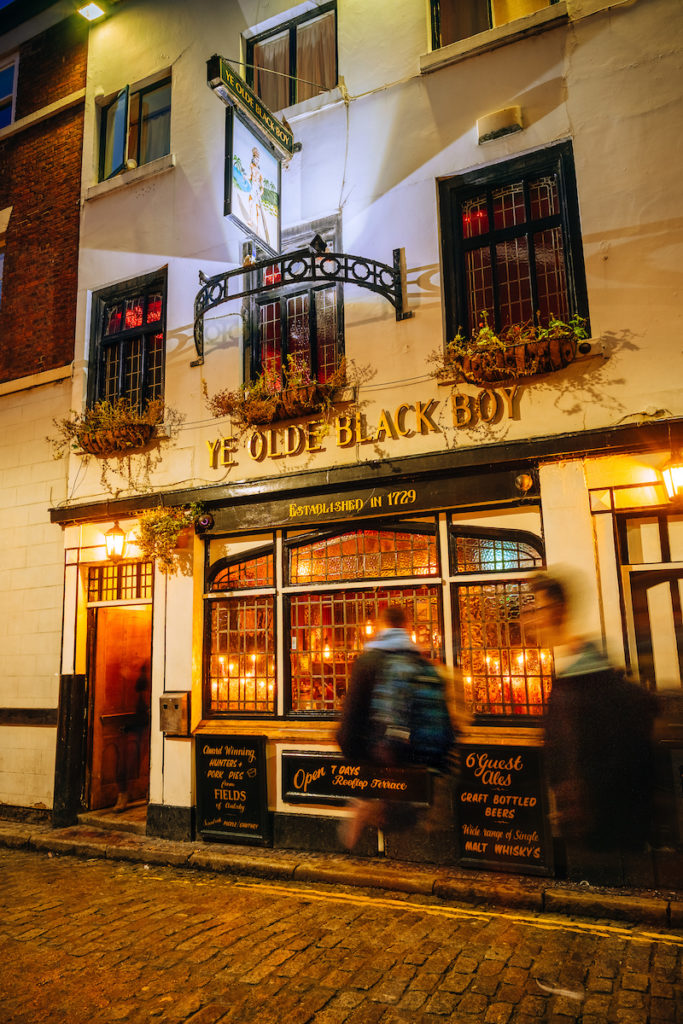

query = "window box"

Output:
[[205, 359, 347, 430], [430, 313, 588, 387]]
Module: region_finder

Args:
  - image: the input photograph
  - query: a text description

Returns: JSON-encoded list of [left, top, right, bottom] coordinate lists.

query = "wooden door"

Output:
[[89, 605, 152, 810]]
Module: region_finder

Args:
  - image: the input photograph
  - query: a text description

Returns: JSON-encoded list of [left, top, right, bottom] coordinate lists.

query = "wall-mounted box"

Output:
[[160, 692, 190, 736]]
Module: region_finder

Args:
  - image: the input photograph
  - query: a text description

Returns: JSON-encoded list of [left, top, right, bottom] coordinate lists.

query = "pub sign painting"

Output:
[[226, 110, 280, 255], [456, 743, 553, 876], [196, 734, 270, 844]]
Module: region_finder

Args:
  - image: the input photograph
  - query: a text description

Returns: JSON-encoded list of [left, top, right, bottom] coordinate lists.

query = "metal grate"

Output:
[[289, 585, 441, 713], [87, 561, 153, 602], [452, 533, 543, 573], [210, 552, 274, 591], [208, 596, 275, 713], [456, 581, 552, 716], [289, 528, 439, 585]]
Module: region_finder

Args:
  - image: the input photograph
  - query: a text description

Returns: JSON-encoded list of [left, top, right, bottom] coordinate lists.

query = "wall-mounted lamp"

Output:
[[662, 453, 683, 501], [105, 522, 126, 560], [77, 2, 108, 22]]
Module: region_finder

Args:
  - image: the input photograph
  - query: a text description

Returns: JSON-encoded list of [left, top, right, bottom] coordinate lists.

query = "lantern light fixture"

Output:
[[77, 2, 108, 22], [662, 452, 683, 502], [105, 522, 126, 561]]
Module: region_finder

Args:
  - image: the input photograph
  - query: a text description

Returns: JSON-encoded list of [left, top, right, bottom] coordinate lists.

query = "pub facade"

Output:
[[41, 0, 682, 883]]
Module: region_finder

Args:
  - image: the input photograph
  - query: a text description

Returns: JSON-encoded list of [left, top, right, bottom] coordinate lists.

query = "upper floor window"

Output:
[[89, 270, 166, 409], [246, 222, 344, 390], [99, 77, 171, 181], [439, 142, 589, 341], [431, 0, 558, 47], [247, 3, 337, 112], [0, 56, 18, 129]]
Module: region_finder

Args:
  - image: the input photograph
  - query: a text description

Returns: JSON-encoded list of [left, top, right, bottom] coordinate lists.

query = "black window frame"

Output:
[[98, 76, 171, 182], [204, 543, 277, 719], [439, 141, 589, 342], [88, 268, 167, 410], [244, 219, 345, 388], [246, 1, 338, 110]]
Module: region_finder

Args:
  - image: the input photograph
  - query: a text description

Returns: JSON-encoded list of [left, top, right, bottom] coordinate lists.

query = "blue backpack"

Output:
[[371, 652, 456, 771]]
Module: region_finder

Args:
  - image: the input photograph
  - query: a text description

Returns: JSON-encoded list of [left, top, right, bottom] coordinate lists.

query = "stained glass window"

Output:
[[289, 528, 439, 585], [210, 552, 274, 591], [208, 596, 275, 714], [95, 273, 165, 411], [451, 531, 543, 573], [440, 143, 588, 343], [456, 581, 552, 716], [289, 585, 441, 713]]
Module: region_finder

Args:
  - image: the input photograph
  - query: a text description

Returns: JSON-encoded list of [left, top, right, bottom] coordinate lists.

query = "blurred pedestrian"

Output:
[[337, 605, 456, 849], [528, 571, 657, 852]]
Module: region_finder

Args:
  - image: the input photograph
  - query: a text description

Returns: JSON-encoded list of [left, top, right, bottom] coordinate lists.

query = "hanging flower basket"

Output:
[[430, 314, 588, 388], [78, 422, 156, 457], [50, 398, 164, 459]]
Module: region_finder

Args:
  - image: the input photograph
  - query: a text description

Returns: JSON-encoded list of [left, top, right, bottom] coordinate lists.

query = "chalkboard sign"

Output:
[[282, 750, 431, 806], [455, 744, 553, 876], [196, 734, 270, 844]]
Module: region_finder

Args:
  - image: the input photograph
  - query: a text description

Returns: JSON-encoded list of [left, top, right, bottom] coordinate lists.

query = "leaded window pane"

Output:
[[315, 288, 338, 382], [465, 248, 494, 333], [529, 175, 559, 219], [495, 237, 532, 326], [457, 581, 552, 716], [462, 195, 489, 239], [453, 534, 543, 573], [493, 182, 526, 230], [289, 529, 439, 585], [210, 553, 274, 591], [533, 228, 569, 323], [208, 596, 275, 713], [290, 585, 441, 713]]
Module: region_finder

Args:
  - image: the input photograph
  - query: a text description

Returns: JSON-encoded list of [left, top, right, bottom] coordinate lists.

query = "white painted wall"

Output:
[[0, 377, 70, 808], [56, 0, 683, 509]]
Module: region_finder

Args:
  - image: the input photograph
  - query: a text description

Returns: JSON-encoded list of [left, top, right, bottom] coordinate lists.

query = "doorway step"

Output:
[[77, 801, 147, 836]]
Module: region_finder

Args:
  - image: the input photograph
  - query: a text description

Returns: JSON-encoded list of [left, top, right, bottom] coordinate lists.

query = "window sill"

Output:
[[420, 2, 568, 74], [279, 84, 346, 124], [84, 153, 176, 203]]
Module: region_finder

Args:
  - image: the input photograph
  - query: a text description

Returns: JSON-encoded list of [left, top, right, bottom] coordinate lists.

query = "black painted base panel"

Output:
[[147, 802, 195, 842]]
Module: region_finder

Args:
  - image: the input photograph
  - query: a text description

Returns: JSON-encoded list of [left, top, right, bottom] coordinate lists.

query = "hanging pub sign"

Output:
[[455, 743, 553, 876], [225, 108, 281, 254], [207, 54, 292, 255], [196, 734, 270, 844]]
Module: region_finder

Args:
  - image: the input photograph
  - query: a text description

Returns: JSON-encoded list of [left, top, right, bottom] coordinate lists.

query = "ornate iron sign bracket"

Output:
[[192, 247, 413, 365]]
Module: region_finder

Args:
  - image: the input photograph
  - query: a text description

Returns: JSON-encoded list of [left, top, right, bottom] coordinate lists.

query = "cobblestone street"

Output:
[[0, 848, 681, 1023]]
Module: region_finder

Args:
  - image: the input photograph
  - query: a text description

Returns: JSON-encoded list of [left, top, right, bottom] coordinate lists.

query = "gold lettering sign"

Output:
[[206, 389, 522, 469]]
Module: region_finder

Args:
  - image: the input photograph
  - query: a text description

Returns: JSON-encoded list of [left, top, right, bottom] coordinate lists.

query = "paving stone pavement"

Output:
[[1, 847, 682, 1024]]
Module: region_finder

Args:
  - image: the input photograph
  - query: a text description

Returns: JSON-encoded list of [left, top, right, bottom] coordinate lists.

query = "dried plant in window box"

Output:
[[134, 503, 203, 575], [429, 313, 588, 387], [50, 398, 165, 459], [204, 357, 347, 431]]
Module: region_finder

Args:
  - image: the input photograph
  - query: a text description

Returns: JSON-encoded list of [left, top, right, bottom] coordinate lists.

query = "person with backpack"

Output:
[[336, 604, 456, 850]]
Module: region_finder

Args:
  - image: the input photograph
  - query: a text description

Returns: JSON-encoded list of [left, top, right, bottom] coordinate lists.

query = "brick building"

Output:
[[0, 1, 87, 812]]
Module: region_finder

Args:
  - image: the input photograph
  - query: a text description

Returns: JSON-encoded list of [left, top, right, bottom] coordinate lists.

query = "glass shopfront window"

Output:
[[202, 513, 549, 722]]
